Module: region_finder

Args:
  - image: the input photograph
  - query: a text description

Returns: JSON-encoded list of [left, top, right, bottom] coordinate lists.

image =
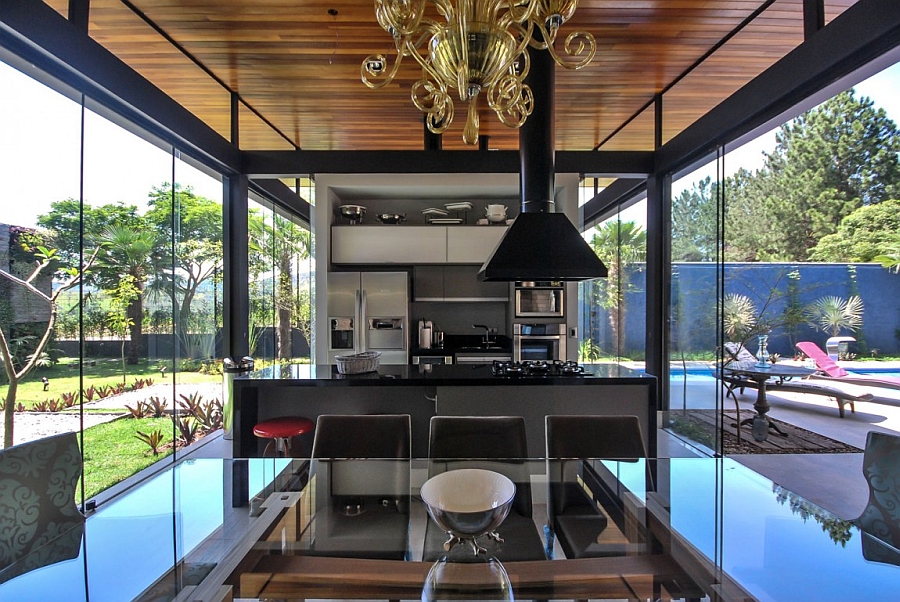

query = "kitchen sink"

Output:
[[456, 345, 507, 351]]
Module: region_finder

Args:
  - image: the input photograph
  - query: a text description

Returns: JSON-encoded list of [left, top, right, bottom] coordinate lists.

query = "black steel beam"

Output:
[[656, 0, 900, 175], [0, 0, 240, 175], [581, 178, 646, 225], [249, 179, 311, 224], [242, 149, 653, 177]]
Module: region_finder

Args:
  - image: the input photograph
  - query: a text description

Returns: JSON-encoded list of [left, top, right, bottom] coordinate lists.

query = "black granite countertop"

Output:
[[410, 334, 512, 357], [236, 363, 654, 386]]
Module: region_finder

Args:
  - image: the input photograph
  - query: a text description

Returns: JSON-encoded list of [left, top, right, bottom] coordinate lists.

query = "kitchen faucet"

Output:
[[472, 324, 492, 344]]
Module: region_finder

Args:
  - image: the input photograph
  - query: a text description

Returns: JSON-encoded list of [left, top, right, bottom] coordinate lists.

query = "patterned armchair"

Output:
[[0, 432, 84, 583], [855, 431, 900, 565]]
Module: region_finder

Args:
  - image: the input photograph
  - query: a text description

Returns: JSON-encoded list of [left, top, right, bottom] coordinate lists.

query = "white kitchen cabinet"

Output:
[[332, 225, 508, 265], [331, 226, 446, 264], [446, 226, 508, 263]]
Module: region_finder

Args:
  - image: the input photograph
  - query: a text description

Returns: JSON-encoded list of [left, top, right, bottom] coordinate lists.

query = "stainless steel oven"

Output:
[[514, 282, 564, 319], [513, 323, 565, 362]]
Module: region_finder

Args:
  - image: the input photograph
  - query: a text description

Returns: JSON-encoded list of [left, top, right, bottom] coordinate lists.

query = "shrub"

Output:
[[135, 429, 166, 456]]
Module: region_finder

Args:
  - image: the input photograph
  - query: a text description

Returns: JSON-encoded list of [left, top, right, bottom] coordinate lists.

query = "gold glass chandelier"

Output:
[[361, 0, 596, 145]]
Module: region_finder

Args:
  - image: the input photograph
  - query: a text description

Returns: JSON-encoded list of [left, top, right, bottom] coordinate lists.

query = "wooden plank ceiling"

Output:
[[60, 0, 857, 153]]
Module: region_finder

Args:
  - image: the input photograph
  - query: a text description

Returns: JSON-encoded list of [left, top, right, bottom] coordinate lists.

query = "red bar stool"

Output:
[[252, 416, 315, 457]]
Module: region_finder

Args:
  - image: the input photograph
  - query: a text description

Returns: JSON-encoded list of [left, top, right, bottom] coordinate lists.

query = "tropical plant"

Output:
[[172, 415, 199, 444], [106, 274, 140, 383], [722, 293, 758, 342], [804, 295, 864, 338], [578, 338, 601, 363], [125, 400, 150, 418], [146, 396, 167, 418], [874, 236, 900, 274], [135, 429, 166, 456], [589, 220, 646, 357]]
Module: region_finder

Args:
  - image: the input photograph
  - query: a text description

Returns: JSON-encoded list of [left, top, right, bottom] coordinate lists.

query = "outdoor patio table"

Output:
[[724, 363, 815, 441]]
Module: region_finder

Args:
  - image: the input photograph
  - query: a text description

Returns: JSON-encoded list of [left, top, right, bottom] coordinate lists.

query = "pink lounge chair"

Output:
[[796, 341, 900, 390]]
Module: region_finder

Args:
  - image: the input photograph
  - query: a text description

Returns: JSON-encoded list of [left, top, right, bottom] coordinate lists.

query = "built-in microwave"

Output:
[[514, 282, 564, 318]]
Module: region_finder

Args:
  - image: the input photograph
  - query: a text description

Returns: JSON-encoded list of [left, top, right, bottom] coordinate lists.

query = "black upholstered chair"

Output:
[[545, 415, 647, 559], [422, 415, 547, 562], [309, 414, 411, 560], [0, 432, 84, 584], [855, 430, 900, 566]]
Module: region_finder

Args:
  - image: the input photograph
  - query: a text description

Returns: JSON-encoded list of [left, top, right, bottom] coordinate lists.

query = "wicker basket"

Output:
[[335, 351, 382, 374]]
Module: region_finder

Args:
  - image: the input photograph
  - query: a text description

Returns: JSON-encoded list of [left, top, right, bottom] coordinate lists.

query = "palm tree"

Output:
[[804, 295, 864, 338], [589, 220, 646, 358], [97, 224, 155, 364]]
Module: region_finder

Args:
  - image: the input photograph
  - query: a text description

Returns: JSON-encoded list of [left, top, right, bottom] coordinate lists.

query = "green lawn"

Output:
[[1, 357, 220, 409], [80, 416, 176, 500]]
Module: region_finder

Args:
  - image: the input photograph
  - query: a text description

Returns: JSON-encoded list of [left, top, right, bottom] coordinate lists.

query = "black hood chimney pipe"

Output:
[[478, 45, 608, 282]]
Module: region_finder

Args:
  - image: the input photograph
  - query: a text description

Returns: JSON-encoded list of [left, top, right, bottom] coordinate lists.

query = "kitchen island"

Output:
[[231, 363, 656, 458]]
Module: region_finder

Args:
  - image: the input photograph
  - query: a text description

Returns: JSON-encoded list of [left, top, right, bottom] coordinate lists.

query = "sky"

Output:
[[2, 57, 900, 229]]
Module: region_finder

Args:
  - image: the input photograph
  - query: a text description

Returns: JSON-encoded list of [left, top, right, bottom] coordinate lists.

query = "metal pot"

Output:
[[339, 204, 366, 224], [376, 213, 406, 224]]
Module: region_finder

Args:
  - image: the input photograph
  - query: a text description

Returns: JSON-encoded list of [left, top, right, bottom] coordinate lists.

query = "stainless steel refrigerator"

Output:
[[327, 271, 409, 364]]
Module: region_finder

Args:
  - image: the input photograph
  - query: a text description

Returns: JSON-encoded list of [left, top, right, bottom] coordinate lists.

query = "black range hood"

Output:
[[478, 46, 608, 282]]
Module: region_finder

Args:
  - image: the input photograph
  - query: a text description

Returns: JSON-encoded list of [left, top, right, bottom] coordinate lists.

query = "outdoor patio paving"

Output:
[[667, 361, 900, 520]]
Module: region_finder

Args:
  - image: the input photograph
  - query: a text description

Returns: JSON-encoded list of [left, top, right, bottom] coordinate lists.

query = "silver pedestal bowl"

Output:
[[420, 468, 515, 555]]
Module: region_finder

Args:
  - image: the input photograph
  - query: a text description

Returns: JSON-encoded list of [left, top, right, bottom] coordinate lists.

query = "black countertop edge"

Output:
[[235, 363, 655, 386]]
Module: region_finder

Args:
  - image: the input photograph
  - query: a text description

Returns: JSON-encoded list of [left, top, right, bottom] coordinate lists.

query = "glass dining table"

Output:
[[1, 455, 897, 601]]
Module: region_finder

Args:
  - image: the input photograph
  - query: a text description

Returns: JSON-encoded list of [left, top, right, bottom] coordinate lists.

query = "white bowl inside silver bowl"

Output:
[[420, 469, 515, 553]]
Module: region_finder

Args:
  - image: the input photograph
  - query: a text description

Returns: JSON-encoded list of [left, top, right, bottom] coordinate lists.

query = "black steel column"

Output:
[[223, 174, 250, 358], [424, 117, 442, 150], [68, 0, 89, 31], [645, 172, 671, 412], [803, 0, 825, 40], [519, 42, 555, 213]]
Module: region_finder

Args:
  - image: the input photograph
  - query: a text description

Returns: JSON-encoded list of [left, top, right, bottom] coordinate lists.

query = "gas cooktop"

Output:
[[490, 360, 587, 377]]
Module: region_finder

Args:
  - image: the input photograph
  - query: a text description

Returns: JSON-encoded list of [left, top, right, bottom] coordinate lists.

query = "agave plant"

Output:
[[723, 293, 759, 342], [804, 295, 864, 337]]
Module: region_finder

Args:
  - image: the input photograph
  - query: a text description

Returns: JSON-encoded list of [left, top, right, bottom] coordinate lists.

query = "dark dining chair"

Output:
[[544, 414, 647, 560], [308, 414, 412, 560], [855, 430, 900, 566], [422, 415, 547, 562]]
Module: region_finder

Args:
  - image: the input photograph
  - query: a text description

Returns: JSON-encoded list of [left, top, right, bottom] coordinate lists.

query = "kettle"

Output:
[[418, 320, 433, 349]]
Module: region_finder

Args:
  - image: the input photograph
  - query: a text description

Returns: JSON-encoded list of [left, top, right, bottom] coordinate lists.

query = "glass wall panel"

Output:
[[80, 105, 175, 498], [667, 152, 724, 455], [578, 184, 647, 367], [247, 190, 314, 366], [0, 59, 81, 450], [248, 197, 277, 362]]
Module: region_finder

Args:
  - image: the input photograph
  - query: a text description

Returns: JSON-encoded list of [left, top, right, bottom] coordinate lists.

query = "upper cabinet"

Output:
[[331, 226, 446, 264], [332, 225, 508, 265], [446, 226, 507, 263]]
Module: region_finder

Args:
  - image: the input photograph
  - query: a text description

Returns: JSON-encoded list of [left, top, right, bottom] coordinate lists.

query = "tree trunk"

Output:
[[127, 295, 142, 365], [276, 250, 293, 359], [3, 379, 16, 448]]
